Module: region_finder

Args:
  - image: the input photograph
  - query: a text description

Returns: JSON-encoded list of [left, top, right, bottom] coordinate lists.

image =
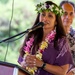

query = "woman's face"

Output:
[[39, 11, 56, 33]]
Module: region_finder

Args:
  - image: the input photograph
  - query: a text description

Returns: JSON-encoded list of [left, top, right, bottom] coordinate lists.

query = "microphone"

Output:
[[28, 22, 44, 32], [0, 22, 44, 43]]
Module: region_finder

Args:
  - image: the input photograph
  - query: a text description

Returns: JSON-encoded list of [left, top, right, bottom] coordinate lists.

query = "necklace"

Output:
[[23, 30, 56, 75]]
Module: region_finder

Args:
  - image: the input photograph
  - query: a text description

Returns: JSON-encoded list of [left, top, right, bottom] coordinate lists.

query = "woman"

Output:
[[18, 1, 74, 75]]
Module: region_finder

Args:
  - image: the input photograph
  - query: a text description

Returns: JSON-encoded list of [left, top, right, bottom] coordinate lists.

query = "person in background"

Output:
[[70, 1, 75, 18], [60, 1, 75, 75], [18, 1, 74, 75]]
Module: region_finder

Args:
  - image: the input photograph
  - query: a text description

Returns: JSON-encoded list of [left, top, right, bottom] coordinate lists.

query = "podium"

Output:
[[0, 61, 31, 75]]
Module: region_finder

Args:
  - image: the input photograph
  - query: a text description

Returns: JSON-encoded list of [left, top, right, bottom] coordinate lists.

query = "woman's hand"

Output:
[[25, 54, 43, 68]]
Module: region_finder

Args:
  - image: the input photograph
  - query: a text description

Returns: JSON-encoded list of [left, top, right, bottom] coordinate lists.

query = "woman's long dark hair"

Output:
[[20, 1, 66, 57]]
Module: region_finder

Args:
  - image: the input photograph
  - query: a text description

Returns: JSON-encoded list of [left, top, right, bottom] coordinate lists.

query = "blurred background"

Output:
[[0, 0, 75, 65]]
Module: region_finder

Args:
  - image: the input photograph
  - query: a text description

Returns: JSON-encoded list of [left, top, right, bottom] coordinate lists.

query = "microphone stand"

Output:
[[0, 29, 30, 43], [0, 24, 43, 43]]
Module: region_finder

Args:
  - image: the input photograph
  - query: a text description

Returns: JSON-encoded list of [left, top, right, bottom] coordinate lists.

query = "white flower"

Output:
[[43, 3, 46, 9], [51, 5, 54, 8], [50, 5, 52, 9], [60, 9, 63, 14], [49, 6, 53, 11], [56, 7, 59, 11]]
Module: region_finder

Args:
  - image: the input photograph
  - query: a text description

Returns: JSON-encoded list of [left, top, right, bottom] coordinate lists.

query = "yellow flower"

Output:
[[26, 67, 37, 75], [25, 51, 29, 55], [40, 41, 48, 50], [24, 51, 29, 58], [36, 52, 42, 60]]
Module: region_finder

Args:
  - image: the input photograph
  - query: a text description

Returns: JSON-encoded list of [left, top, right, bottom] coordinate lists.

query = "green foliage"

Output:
[[0, 0, 9, 4]]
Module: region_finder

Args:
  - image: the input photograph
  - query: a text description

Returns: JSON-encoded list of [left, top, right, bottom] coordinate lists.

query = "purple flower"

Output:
[[26, 41, 32, 47], [23, 36, 34, 53], [23, 46, 30, 52], [46, 4, 49, 8], [29, 37, 34, 43]]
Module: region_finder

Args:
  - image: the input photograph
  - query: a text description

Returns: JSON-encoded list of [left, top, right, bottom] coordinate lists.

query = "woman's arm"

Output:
[[24, 54, 69, 75], [66, 68, 75, 75], [44, 63, 69, 75], [66, 71, 74, 75]]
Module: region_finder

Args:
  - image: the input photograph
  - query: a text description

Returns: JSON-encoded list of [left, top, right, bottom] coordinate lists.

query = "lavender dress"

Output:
[[18, 37, 74, 75]]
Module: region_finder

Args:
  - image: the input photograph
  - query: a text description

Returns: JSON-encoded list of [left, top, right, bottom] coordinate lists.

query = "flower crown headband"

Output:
[[35, 2, 64, 16]]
